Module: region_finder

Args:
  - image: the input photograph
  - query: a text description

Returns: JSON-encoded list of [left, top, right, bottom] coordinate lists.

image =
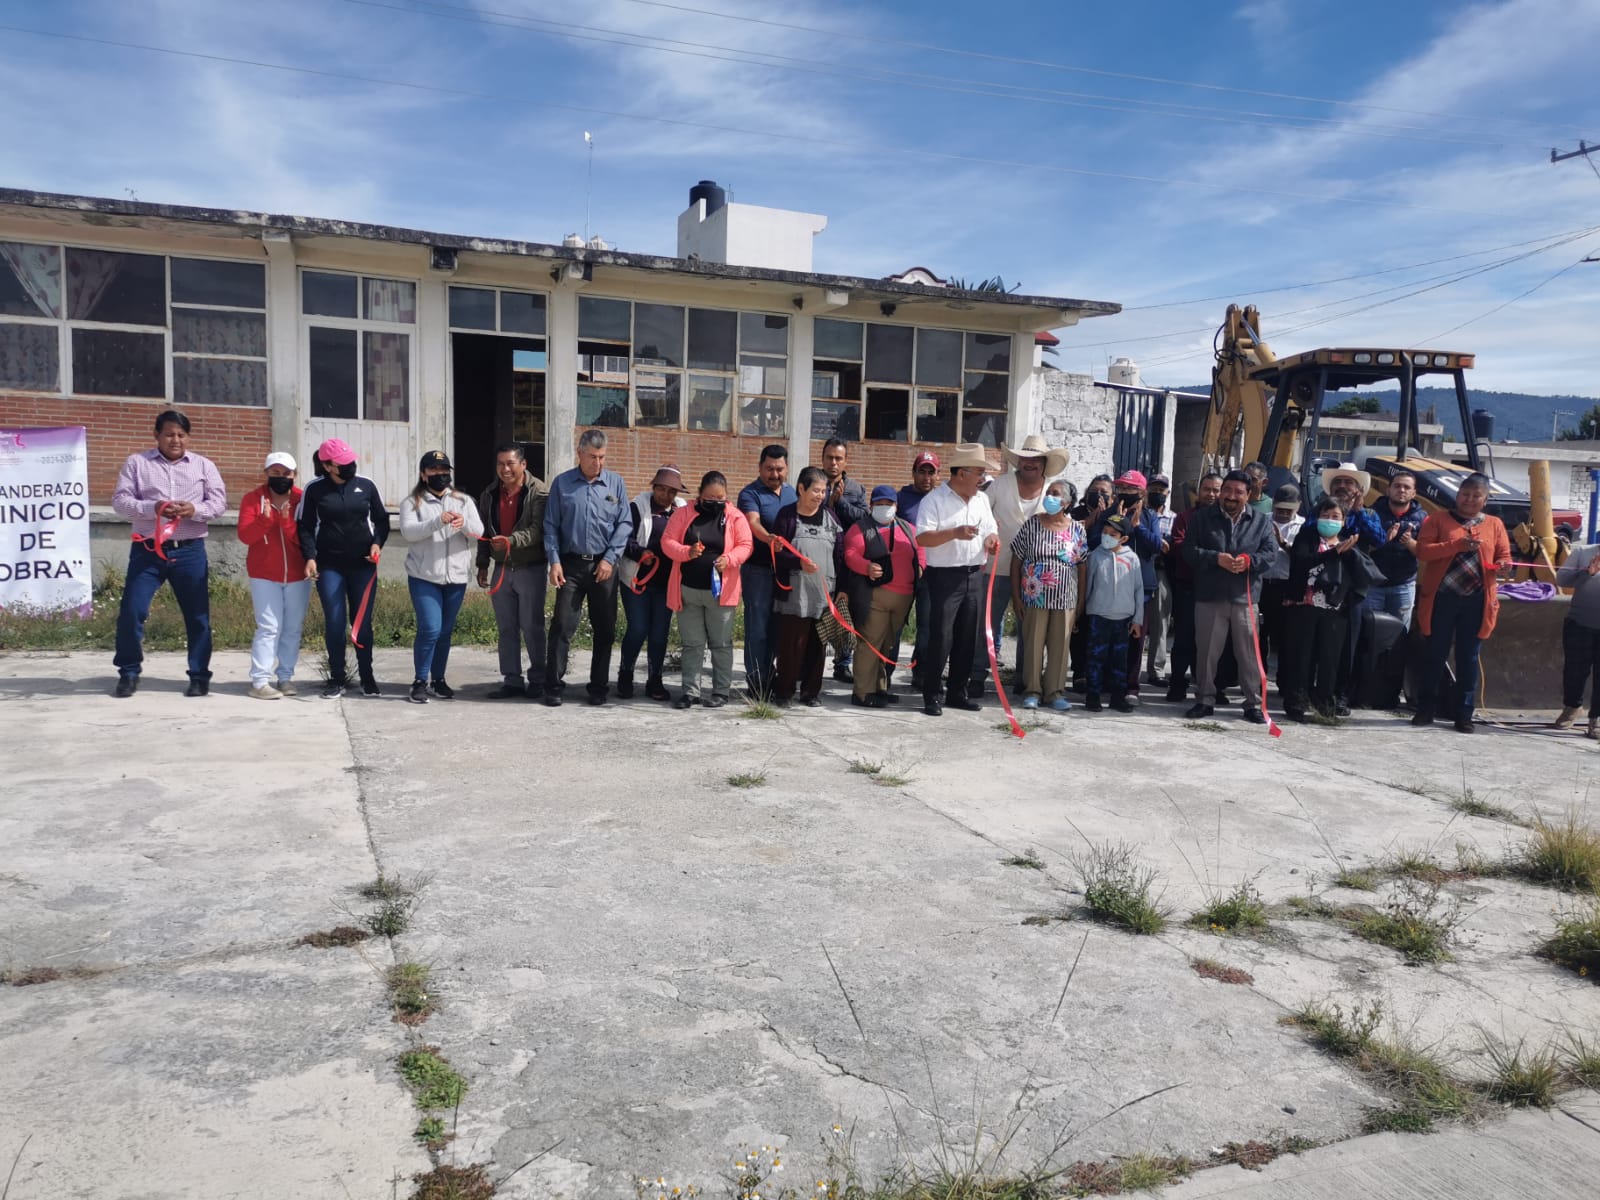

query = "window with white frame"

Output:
[[0, 242, 267, 405], [811, 321, 1009, 446], [576, 296, 789, 434], [302, 270, 415, 422]]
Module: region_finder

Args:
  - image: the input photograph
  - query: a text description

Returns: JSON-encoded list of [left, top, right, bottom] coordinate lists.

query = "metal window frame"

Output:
[[299, 267, 418, 424]]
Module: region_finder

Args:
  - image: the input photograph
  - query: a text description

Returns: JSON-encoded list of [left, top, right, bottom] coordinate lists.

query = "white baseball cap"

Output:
[[264, 451, 297, 471]]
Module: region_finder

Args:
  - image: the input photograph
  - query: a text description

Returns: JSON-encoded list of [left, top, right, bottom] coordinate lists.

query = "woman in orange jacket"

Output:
[[661, 470, 753, 708], [237, 451, 310, 699], [1411, 473, 1511, 732]]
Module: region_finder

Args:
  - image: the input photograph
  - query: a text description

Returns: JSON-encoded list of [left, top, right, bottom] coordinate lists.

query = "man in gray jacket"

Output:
[[476, 442, 549, 698], [1182, 469, 1279, 723]]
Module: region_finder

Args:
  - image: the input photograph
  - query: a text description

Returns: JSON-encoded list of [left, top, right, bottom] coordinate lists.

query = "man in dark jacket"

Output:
[[1182, 469, 1279, 722], [821, 437, 869, 681], [1363, 470, 1425, 628], [476, 442, 548, 699]]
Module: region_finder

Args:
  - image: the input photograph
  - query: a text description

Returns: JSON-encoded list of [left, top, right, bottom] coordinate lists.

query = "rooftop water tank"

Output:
[[1471, 409, 1495, 442], [1108, 357, 1141, 387], [561, 233, 584, 249], [688, 179, 727, 215]]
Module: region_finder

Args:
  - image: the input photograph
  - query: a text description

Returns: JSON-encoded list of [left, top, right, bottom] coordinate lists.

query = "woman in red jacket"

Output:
[[237, 451, 310, 699], [662, 470, 753, 709]]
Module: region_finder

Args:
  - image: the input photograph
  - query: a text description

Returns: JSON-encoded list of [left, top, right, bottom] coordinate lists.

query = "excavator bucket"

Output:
[[1477, 594, 1571, 712]]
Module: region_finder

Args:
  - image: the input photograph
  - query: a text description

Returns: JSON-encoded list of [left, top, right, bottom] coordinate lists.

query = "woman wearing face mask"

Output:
[[842, 485, 926, 707], [1009, 479, 1087, 711], [662, 471, 752, 708], [238, 450, 310, 699], [1281, 497, 1362, 722], [298, 439, 390, 698], [770, 466, 842, 707], [399, 451, 485, 704]]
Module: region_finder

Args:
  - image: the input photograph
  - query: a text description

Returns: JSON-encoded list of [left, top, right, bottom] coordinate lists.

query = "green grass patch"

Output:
[[1511, 810, 1600, 893], [1000, 848, 1045, 870], [1354, 877, 1459, 965], [1332, 868, 1378, 891], [1189, 881, 1268, 933], [847, 758, 913, 788], [1068, 841, 1169, 935], [1183, 720, 1225, 732], [737, 693, 782, 721], [1540, 900, 1600, 979], [410, 1162, 494, 1200], [1064, 1152, 1193, 1196], [397, 1046, 467, 1110], [413, 1115, 451, 1152], [388, 962, 434, 1024], [1564, 1031, 1600, 1087], [726, 771, 768, 789], [1480, 1034, 1561, 1109]]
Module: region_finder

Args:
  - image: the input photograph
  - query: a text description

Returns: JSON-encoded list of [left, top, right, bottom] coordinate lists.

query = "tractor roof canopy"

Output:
[[1251, 348, 1474, 392]]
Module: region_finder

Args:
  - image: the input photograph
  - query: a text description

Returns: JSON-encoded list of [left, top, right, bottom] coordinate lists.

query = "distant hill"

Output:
[[1165, 384, 1600, 442]]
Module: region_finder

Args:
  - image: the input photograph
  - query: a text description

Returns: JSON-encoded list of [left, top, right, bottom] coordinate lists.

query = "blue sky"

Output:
[[3, 0, 1599, 395]]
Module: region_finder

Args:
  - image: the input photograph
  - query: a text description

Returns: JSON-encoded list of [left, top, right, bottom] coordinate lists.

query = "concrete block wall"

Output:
[[1033, 370, 1118, 492]]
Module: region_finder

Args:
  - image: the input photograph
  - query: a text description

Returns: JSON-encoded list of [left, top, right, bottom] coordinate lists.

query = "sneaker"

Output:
[[113, 674, 139, 698], [1022, 695, 1040, 710], [409, 680, 429, 704], [1587, 718, 1599, 741], [1242, 707, 1266, 725], [1109, 696, 1133, 713], [1184, 702, 1214, 719], [616, 674, 636, 699], [1554, 706, 1581, 729], [1051, 697, 1071, 712], [922, 697, 943, 716], [359, 674, 380, 697], [645, 678, 671, 702], [429, 679, 455, 700], [276, 680, 298, 697], [184, 678, 210, 697], [703, 695, 727, 709], [248, 684, 283, 700], [321, 679, 346, 699]]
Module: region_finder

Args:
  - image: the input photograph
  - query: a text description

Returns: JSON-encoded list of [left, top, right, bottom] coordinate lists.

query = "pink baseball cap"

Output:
[[316, 438, 356, 465], [1114, 470, 1148, 489], [913, 451, 940, 470]]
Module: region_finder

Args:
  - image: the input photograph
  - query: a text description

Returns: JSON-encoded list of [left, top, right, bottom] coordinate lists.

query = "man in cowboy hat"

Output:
[[915, 443, 1001, 716], [972, 434, 1070, 695]]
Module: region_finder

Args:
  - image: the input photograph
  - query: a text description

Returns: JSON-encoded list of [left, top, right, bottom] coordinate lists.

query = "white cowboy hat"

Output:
[[943, 442, 992, 471], [1002, 433, 1071, 477], [1321, 463, 1372, 495]]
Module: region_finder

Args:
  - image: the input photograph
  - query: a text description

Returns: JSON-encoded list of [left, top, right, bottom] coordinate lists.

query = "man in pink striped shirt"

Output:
[[111, 410, 228, 698]]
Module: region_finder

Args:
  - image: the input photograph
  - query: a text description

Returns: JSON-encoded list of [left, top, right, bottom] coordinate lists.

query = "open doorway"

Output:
[[451, 333, 547, 497]]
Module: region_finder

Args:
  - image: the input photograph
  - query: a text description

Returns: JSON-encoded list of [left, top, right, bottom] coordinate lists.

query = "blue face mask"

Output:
[[1101, 533, 1122, 552], [1316, 518, 1343, 537], [1042, 495, 1064, 515]]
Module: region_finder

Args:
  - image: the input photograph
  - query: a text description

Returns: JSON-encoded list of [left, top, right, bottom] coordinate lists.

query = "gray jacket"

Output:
[[1182, 505, 1280, 605]]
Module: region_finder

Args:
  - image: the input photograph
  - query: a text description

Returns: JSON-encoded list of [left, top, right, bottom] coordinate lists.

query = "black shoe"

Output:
[[1454, 717, 1475, 733], [704, 695, 727, 709], [966, 680, 985, 700], [185, 678, 209, 698], [486, 683, 524, 699], [542, 692, 563, 707], [878, 691, 901, 705], [1085, 693, 1103, 713], [429, 679, 454, 700], [113, 674, 139, 698], [1242, 707, 1266, 725], [359, 673, 379, 697], [616, 674, 635, 699], [1213, 692, 1233, 707], [1287, 709, 1310, 724], [409, 679, 429, 704], [1333, 700, 1351, 718], [587, 692, 608, 706], [525, 682, 545, 700], [923, 697, 943, 716], [645, 677, 670, 701], [1164, 686, 1186, 703], [1410, 709, 1435, 726], [852, 693, 887, 708], [947, 695, 982, 712], [832, 664, 854, 683], [1146, 671, 1168, 687], [673, 695, 698, 709], [1184, 702, 1214, 719], [800, 695, 821, 707], [321, 678, 346, 699], [1109, 696, 1133, 713]]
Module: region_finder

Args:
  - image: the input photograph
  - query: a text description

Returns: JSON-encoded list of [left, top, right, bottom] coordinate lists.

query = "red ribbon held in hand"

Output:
[[984, 543, 1026, 740], [350, 548, 381, 649], [769, 536, 897, 668], [132, 502, 184, 561], [1238, 555, 1282, 739]]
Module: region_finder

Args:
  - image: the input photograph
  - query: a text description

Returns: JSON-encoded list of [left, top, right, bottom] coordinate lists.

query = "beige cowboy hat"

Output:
[[1321, 462, 1372, 495], [943, 442, 992, 471], [1002, 433, 1071, 477]]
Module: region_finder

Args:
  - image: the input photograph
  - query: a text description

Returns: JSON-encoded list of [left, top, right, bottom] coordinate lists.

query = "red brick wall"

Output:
[[0, 396, 272, 505]]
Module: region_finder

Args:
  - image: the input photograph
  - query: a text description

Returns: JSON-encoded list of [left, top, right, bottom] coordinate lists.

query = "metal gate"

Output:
[[1113, 391, 1165, 479]]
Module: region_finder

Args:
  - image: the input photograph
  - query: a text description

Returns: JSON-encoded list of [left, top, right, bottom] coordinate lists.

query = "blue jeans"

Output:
[[317, 560, 376, 683], [742, 567, 778, 695], [1362, 580, 1417, 629], [1085, 614, 1132, 698], [620, 582, 673, 682], [114, 540, 212, 679], [1418, 588, 1485, 720], [408, 578, 467, 682]]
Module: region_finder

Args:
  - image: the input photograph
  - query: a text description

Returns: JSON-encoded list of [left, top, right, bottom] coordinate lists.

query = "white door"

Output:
[[307, 418, 413, 508]]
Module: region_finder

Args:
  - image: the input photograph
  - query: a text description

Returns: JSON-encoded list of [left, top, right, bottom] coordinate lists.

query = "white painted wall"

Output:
[[676, 200, 827, 273]]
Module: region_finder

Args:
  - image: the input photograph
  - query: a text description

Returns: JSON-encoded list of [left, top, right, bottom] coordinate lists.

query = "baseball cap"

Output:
[[419, 450, 452, 471], [316, 438, 356, 466], [1104, 513, 1134, 538], [1148, 473, 1170, 489], [870, 484, 897, 504], [1114, 470, 1148, 490], [263, 451, 297, 472], [1273, 483, 1302, 507], [913, 451, 940, 470]]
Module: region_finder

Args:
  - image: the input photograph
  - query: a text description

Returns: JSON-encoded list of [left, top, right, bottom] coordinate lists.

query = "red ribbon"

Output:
[[626, 550, 661, 595], [475, 534, 512, 596], [1238, 556, 1282, 738], [769, 536, 898, 668], [132, 503, 184, 560], [984, 545, 1026, 739], [350, 549, 380, 649]]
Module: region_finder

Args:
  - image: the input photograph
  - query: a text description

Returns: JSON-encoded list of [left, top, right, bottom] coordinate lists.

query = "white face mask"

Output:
[[871, 505, 896, 524], [1101, 533, 1122, 552]]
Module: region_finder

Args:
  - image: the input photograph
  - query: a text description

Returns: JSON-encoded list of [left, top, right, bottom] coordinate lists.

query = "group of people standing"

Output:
[[107, 410, 1600, 738]]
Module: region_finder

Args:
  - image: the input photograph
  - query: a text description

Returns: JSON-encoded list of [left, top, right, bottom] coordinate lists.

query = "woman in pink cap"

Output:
[[296, 438, 390, 698]]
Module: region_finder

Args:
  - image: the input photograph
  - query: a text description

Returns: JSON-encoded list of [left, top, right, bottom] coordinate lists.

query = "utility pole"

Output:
[[1552, 409, 1576, 440], [1550, 139, 1598, 164]]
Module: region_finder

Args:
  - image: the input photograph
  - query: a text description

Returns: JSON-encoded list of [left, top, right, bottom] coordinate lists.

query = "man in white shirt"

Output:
[[915, 443, 1001, 717]]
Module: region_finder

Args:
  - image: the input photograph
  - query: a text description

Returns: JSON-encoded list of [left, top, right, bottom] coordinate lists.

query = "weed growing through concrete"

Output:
[[994, 717, 1046, 734], [1564, 1031, 1600, 1087], [1540, 899, 1600, 979], [2, 965, 105, 986], [1388, 780, 1432, 797], [1184, 720, 1225, 732], [1021, 914, 1073, 927], [1510, 809, 1600, 893], [409, 1162, 494, 1200], [726, 771, 768, 789], [1354, 876, 1460, 964], [1064, 1152, 1193, 1195], [1188, 881, 1267, 933], [847, 758, 914, 788], [1332, 868, 1377, 891], [1068, 841, 1169, 935], [296, 926, 370, 949], [1191, 958, 1254, 985], [397, 1046, 467, 1110], [388, 962, 434, 1025], [1449, 792, 1527, 825], [360, 874, 416, 902], [1001, 848, 1045, 870], [413, 1115, 451, 1152], [1479, 1033, 1562, 1108], [737, 691, 782, 721]]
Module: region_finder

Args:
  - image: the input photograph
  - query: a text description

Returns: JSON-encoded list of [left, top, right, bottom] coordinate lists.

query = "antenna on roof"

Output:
[[583, 131, 594, 241]]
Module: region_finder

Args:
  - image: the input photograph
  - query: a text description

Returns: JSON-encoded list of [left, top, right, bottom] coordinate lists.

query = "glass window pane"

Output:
[[72, 328, 164, 397], [962, 409, 1007, 449], [914, 389, 957, 443], [687, 374, 732, 432], [501, 290, 546, 335], [739, 311, 788, 355], [174, 357, 267, 407], [365, 278, 416, 324], [578, 296, 631, 340], [0, 243, 61, 318], [965, 332, 1012, 373], [813, 318, 862, 360], [865, 324, 913, 384], [740, 395, 785, 438], [578, 342, 630, 382], [0, 322, 59, 390], [810, 400, 858, 443], [739, 354, 786, 396], [916, 328, 962, 388], [309, 326, 358, 418], [66, 249, 164, 325], [687, 308, 737, 371], [172, 309, 266, 357], [577, 384, 628, 427], [364, 330, 410, 420], [813, 360, 861, 401], [964, 371, 1009, 411], [512, 346, 546, 371], [634, 370, 681, 428], [864, 386, 910, 441], [171, 258, 264, 308], [303, 271, 358, 318], [633, 303, 685, 367], [449, 286, 496, 330]]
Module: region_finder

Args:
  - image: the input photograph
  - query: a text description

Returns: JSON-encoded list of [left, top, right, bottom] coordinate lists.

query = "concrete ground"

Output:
[[1, 646, 1597, 1199]]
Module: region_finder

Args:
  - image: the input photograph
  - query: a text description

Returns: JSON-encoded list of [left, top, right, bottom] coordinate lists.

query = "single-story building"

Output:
[[0, 183, 1120, 536]]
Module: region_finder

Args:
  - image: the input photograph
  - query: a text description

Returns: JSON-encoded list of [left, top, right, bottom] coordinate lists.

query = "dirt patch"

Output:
[[411, 1163, 494, 1200], [1218, 1140, 1279, 1170], [296, 925, 372, 949], [5, 965, 107, 987], [1191, 958, 1255, 985]]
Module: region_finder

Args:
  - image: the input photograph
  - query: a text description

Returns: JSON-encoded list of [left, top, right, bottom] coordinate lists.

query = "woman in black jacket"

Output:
[[296, 438, 390, 698], [1281, 497, 1363, 722]]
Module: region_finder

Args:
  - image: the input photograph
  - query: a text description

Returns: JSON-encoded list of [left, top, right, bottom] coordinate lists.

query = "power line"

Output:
[[1417, 258, 1589, 343], [0, 23, 1535, 218]]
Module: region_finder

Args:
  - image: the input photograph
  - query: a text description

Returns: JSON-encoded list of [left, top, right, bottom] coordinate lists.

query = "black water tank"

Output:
[[1471, 408, 1495, 442], [688, 180, 726, 215]]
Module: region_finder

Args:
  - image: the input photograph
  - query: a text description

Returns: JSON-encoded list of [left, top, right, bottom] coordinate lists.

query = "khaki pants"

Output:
[[852, 588, 912, 698], [678, 587, 735, 700], [1021, 606, 1074, 702], [1195, 599, 1261, 707]]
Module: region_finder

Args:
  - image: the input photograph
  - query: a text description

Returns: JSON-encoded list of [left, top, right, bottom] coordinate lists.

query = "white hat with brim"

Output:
[[944, 442, 992, 472], [1321, 463, 1371, 495], [1002, 433, 1071, 478], [264, 451, 297, 472]]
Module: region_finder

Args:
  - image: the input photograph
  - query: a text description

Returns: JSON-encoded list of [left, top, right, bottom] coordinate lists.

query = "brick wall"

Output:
[[0, 396, 272, 505]]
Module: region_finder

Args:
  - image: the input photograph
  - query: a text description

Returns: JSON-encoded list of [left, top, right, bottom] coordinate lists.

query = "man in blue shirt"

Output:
[[542, 429, 632, 705], [737, 444, 796, 696], [1362, 470, 1425, 627]]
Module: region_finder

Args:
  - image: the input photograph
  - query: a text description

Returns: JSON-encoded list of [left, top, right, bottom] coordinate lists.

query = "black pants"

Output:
[[1168, 579, 1196, 689], [546, 554, 619, 699], [923, 565, 984, 702], [1283, 605, 1346, 713], [1259, 580, 1290, 676], [1562, 618, 1600, 718]]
